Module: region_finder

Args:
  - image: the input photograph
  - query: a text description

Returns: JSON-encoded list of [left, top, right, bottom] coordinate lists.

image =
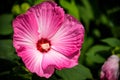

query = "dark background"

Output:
[[0, 0, 120, 80]]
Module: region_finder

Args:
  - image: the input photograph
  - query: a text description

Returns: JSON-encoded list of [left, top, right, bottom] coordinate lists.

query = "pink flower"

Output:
[[100, 55, 119, 80], [13, 1, 84, 78]]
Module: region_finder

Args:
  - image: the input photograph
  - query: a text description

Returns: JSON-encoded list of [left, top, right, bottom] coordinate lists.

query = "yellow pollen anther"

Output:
[[41, 43, 50, 51]]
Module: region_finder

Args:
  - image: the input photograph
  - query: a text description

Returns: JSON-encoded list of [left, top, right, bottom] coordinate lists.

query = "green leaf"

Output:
[[93, 29, 101, 38], [82, 37, 94, 53], [79, 0, 94, 32], [86, 45, 111, 65], [79, 37, 94, 63], [86, 54, 105, 65], [0, 40, 18, 61], [0, 14, 13, 35], [86, 45, 110, 53], [101, 38, 120, 47], [97, 14, 114, 28], [99, 14, 109, 25], [107, 7, 120, 14], [56, 64, 93, 80], [81, 0, 94, 20], [59, 0, 80, 20]]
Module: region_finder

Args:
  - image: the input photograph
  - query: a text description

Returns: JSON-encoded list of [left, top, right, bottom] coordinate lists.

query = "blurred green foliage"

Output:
[[12, 2, 30, 15], [0, 0, 120, 80], [0, 14, 13, 35], [56, 64, 92, 80]]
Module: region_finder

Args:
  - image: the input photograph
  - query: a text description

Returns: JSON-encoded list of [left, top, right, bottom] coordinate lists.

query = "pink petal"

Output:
[[67, 50, 80, 68], [18, 46, 51, 78], [50, 14, 84, 56], [28, 1, 64, 38], [42, 49, 78, 71], [41, 65, 54, 78], [13, 12, 39, 49]]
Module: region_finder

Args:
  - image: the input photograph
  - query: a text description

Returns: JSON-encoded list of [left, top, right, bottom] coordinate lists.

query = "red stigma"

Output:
[[36, 38, 51, 53]]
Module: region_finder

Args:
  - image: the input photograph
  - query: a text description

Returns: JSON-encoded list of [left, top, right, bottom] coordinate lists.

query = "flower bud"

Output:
[[11, 4, 21, 15], [21, 2, 30, 13], [100, 55, 119, 80]]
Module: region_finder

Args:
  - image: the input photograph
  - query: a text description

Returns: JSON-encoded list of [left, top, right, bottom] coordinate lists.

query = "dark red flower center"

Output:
[[36, 38, 51, 53]]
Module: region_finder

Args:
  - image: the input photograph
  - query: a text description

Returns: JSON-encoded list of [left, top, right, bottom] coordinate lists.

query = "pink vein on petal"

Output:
[[28, 1, 64, 38], [42, 49, 78, 71], [13, 12, 39, 49], [18, 46, 51, 78], [50, 14, 84, 56]]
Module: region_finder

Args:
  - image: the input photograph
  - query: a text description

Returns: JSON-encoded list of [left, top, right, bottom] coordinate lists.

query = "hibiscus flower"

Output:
[[13, 1, 84, 78]]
